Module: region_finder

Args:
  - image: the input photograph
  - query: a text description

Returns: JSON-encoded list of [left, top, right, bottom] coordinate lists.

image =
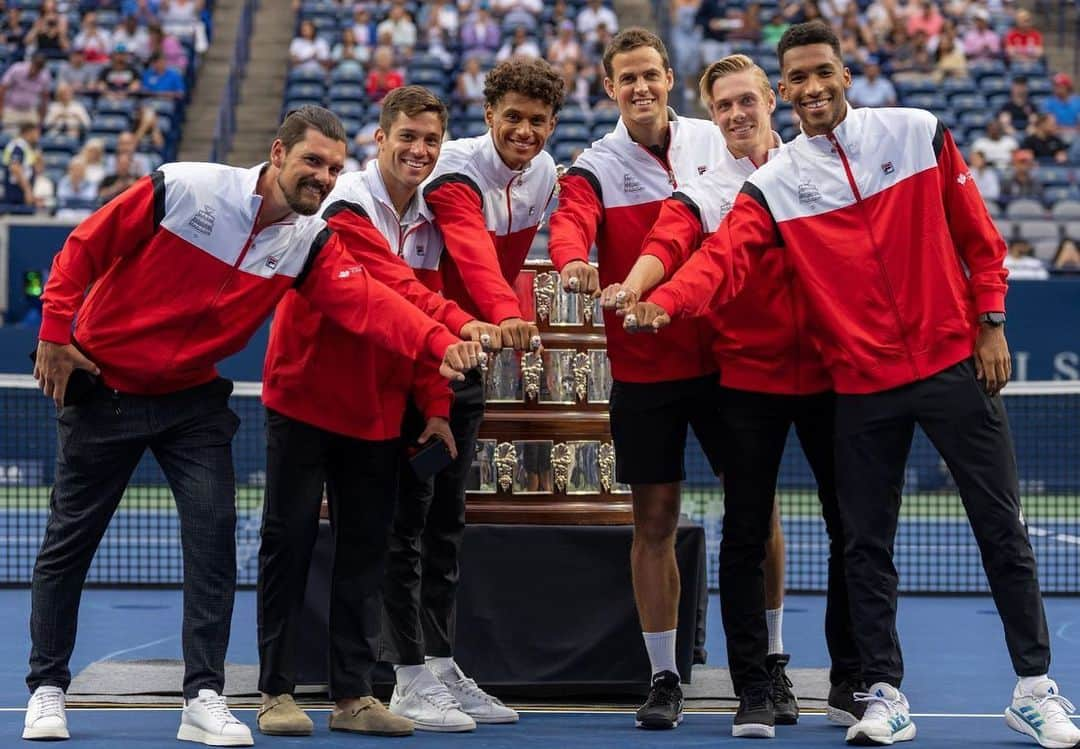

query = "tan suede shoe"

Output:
[[257, 694, 314, 736], [330, 696, 415, 737]]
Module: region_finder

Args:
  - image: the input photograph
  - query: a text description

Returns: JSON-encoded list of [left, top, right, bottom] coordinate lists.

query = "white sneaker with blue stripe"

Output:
[[1005, 678, 1080, 749], [845, 683, 917, 745]]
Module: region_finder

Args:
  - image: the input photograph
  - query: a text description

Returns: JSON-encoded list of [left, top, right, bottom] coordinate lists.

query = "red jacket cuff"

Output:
[[647, 288, 679, 318], [975, 291, 1006, 315], [39, 314, 73, 345], [444, 308, 475, 338], [428, 328, 462, 362]]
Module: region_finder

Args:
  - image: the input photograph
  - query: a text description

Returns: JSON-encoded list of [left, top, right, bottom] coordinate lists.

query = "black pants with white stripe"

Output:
[[835, 359, 1050, 687]]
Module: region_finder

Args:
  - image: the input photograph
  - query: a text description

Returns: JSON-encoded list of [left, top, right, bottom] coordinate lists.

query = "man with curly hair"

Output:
[[380, 57, 564, 732]]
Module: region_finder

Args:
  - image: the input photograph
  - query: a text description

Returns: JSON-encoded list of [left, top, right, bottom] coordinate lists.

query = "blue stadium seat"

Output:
[[1005, 198, 1046, 219], [327, 82, 365, 101], [408, 68, 446, 87], [1009, 60, 1047, 78], [96, 98, 136, 117], [1043, 186, 1080, 206], [332, 100, 366, 119], [1050, 200, 1080, 220], [554, 141, 585, 164], [941, 77, 977, 95], [559, 106, 588, 125], [948, 93, 987, 111], [462, 121, 488, 138], [92, 113, 132, 133], [39, 133, 79, 153], [959, 110, 992, 129], [554, 124, 591, 144], [329, 65, 364, 83], [286, 82, 327, 101], [287, 67, 327, 84], [904, 93, 948, 111], [979, 76, 1010, 95], [1036, 165, 1073, 188]]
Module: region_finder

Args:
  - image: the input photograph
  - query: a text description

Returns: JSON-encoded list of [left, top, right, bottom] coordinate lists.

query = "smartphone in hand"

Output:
[[408, 438, 454, 481]]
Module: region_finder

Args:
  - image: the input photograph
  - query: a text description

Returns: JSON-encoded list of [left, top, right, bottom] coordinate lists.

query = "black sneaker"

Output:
[[827, 676, 868, 727], [766, 653, 799, 725], [635, 671, 683, 729], [733, 683, 775, 738]]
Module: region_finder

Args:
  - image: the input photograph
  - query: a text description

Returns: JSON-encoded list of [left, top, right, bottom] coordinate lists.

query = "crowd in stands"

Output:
[[0, 0, 208, 214]]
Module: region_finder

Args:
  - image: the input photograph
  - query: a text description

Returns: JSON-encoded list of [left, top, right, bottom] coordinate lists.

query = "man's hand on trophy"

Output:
[[499, 317, 542, 351], [559, 260, 600, 296], [623, 302, 671, 334], [460, 320, 503, 350], [600, 283, 638, 312], [440, 341, 487, 380]]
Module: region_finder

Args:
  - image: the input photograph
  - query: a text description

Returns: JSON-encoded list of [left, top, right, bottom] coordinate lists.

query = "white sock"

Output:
[[1018, 674, 1050, 694], [766, 607, 784, 655], [394, 664, 427, 689], [424, 656, 457, 678], [642, 630, 679, 679]]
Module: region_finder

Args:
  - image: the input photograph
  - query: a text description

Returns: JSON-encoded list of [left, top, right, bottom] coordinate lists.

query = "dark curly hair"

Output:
[[776, 20, 842, 69], [483, 57, 565, 114]]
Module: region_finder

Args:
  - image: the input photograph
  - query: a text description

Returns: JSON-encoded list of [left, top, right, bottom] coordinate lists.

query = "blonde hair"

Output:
[[698, 54, 772, 106]]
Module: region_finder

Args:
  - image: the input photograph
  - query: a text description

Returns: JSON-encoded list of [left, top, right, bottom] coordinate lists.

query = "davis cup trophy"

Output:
[[464, 257, 633, 524]]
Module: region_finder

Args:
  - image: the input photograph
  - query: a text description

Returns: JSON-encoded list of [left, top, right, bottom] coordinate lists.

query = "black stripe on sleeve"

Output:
[[422, 173, 484, 205], [294, 226, 333, 289], [321, 199, 369, 221], [739, 182, 783, 245], [150, 170, 165, 231], [671, 191, 703, 229], [566, 166, 602, 203], [932, 118, 946, 158]]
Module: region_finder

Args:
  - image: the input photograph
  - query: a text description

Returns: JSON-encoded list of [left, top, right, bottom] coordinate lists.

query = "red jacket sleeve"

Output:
[[423, 177, 523, 323], [323, 201, 474, 335], [936, 123, 1009, 313], [640, 195, 706, 276], [547, 169, 601, 271], [411, 360, 453, 420], [649, 190, 774, 319], [296, 232, 460, 364], [39, 172, 162, 343]]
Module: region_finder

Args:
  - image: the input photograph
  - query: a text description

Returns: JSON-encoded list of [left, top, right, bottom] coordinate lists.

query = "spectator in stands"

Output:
[[0, 53, 52, 132], [332, 27, 369, 68], [24, 0, 70, 59], [694, 0, 730, 66], [577, 0, 618, 43], [159, 0, 208, 54], [998, 76, 1036, 134], [108, 131, 153, 176], [43, 82, 91, 138], [1043, 73, 1080, 133], [863, 0, 896, 40], [1001, 148, 1044, 201], [57, 49, 98, 94], [559, 59, 589, 110], [1021, 113, 1068, 163], [132, 105, 167, 150], [455, 55, 486, 102], [1069, 137, 1080, 165], [73, 11, 112, 66], [728, 2, 764, 43], [1, 121, 41, 209], [97, 45, 142, 100], [113, 15, 152, 63], [761, 10, 790, 46], [933, 28, 968, 81], [1004, 9, 1042, 63], [352, 119, 378, 163], [588, 22, 615, 63], [890, 29, 936, 82], [0, 6, 25, 57], [141, 51, 185, 98], [123, 0, 163, 26], [55, 157, 99, 213], [351, 6, 376, 49], [906, 0, 944, 44], [366, 45, 403, 102], [1052, 238, 1080, 272], [461, 4, 501, 58], [1003, 239, 1048, 279], [76, 137, 106, 184], [494, 0, 542, 32], [289, 20, 330, 72], [962, 8, 1001, 61], [96, 149, 139, 203], [969, 149, 1001, 202], [782, 0, 825, 25], [376, 2, 418, 54], [849, 56, 897, 107], [547, 19, 581, 66], [496, 25, 540, 61], [418, 0, 459, 36]]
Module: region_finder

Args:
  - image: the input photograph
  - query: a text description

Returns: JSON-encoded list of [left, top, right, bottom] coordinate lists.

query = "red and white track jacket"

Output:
[[417, 132, 557, 321], [649, 107, 1008, 395], [548, 112, 728, 383], [642, 136, 832, 395], [263, 161, 472, 440], [39, 162, 460, 395]]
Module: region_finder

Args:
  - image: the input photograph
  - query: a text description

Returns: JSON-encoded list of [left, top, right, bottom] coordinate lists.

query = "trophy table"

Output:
[[464, 264, 633, 525]]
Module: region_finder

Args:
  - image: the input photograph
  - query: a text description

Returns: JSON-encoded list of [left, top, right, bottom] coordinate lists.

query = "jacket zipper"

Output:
[[826, 133, 920, 380], [397, 222, 423, 257], [783, 259, 802, 392], [637, 142, 677, 188]]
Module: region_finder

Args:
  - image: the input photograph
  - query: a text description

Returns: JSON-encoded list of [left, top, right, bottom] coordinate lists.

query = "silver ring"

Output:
[[625, 313, 638, 327]]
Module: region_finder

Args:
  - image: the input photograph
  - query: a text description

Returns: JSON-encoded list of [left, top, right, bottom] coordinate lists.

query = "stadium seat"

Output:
[[285, 82, 327, 101], [1064, 221, 1080, 240], [994, 218, 1013, 239], [1016, 220, 1061, 243], [1043, 186, 1080, 206], [92, 113, 133, 133], [1006, 199, 1047, 219], [1050, 200, 1080, 220], [1032, 238, 1059, 260], [559, 106, 588, 125]]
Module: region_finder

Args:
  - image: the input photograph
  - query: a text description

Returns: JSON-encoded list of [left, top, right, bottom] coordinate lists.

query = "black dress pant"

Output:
[[381, 371, 485, 665], [716, 387, 861, 694], [257, 409, 400, 699], [834, 359, 1050, 687], [28, 378, 240, 700]]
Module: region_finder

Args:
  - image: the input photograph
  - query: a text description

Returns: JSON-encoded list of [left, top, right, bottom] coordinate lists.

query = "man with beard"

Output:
[[255, 87, 501, 739], [24, 105, 482, 746], [380, 58, 562, 732], [547, 28, 728, 731], [620, 21, 1080, 749], [615, 53, 862, 739]]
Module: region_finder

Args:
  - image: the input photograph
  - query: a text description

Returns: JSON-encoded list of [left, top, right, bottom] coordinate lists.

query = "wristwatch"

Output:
[[979, 312, 1006, 327]]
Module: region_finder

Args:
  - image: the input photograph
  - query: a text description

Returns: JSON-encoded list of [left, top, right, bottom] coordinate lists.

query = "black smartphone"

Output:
[[408, 438, 454, 481], [28, 348, 100, 407]]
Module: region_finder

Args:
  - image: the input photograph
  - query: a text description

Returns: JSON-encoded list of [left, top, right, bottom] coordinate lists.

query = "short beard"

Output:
[[277, 173, 323, 216]]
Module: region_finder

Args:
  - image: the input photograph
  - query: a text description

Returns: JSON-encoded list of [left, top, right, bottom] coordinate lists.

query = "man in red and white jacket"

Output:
[[256, 88, 501, 738], [380, 58, 562, 731], [547, 28, 727, 729], [624, 22, 1079, 749], [619, 54, 862, 738], [25, 106, 480, 747]]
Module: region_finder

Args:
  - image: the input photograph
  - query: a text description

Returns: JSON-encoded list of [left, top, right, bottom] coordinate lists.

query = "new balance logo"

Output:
[[623, 173, 643, 193], [188, 205, 216, 236], [957, 172, 972, 185]]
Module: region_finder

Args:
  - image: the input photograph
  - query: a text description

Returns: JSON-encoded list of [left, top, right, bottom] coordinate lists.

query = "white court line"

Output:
[[97, 635, 178, 662]]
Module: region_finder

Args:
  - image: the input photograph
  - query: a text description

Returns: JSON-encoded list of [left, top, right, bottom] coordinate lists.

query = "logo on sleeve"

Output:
[[188, 205, 216, 236], [622, 173, 644, 193], [957, 172, 972, 185]]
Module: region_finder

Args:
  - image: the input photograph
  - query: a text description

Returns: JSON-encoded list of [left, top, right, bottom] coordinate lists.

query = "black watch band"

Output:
[[979, 312, 1006, 327]]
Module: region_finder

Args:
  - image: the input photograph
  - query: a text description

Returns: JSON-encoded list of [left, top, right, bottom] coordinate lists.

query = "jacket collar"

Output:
[[723, 130, 784, 177], [796, 102, 860, 159], [482, 130, 533, 185], [612, 107, 683, 164]]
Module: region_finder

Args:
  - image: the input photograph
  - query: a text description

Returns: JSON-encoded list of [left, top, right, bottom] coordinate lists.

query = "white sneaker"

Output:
[[177, 689, 254, 747], [431, 661, 519, 724], [1005, 678, 1080, 749], [23, 686, 69, 740], [845, 683, 916, 745], [389, 667, 476, 732]]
